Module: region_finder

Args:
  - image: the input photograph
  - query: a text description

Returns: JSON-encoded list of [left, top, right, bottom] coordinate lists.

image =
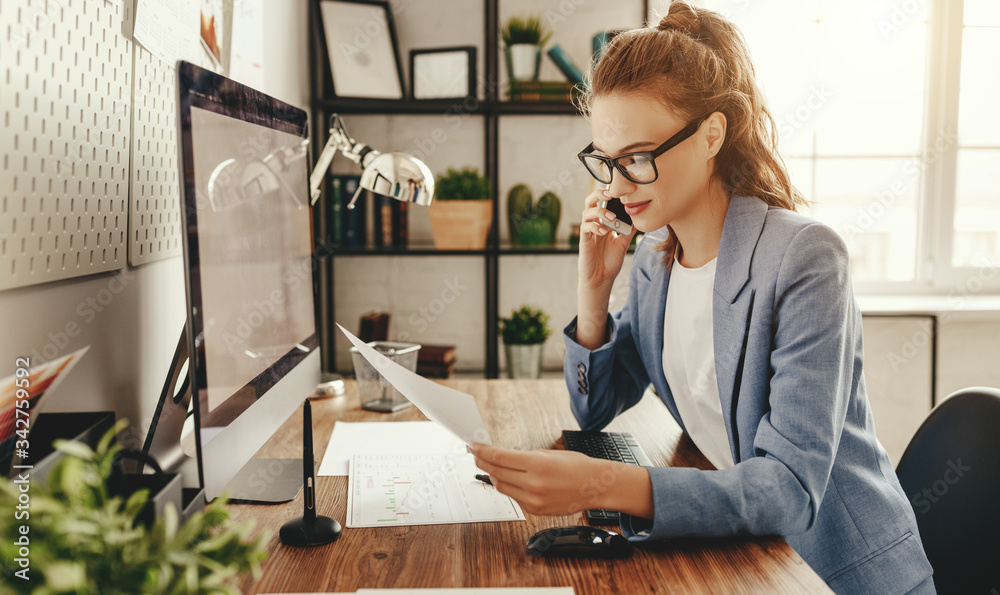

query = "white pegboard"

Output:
[[127, 26, 222, 266], [127, 43, 182, 265], [0, 0, 133, 291]]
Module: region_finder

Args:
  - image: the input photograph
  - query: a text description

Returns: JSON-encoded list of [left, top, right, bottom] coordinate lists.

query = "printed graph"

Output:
[[347, 453, 525, 527]]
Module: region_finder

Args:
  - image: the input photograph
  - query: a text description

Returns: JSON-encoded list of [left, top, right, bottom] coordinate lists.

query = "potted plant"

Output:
[[499, 305, 551, 379], [0, 421, 267, 594], [428, 167, 493, 250], [500, 14, 552, 82]]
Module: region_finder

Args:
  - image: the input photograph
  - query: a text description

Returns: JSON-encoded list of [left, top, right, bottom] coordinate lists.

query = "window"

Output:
[[669, 0, 1000, 293], [952, 0, 1000, 271]]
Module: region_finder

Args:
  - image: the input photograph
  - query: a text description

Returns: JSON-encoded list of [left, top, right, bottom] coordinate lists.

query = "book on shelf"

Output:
[[329, 176, 344, 245], [392, 199, 409, 248], [359, 312, 390, 342], [417, 344, 457, 378], [417, 343, 457, 365], [546, 44, 584, 84], [372, 193, 395, 249], [508, 80, 579, 102], [417, 360, 457, 379], [340, 175, 366, 249], [371, 193, 409, 249]]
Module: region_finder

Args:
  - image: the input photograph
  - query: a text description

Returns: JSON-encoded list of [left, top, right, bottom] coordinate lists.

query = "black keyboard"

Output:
[[562, 430, 654, 525]]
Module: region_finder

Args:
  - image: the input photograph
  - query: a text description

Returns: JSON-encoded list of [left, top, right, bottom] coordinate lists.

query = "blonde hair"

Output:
[[579, 1, 806, 259]]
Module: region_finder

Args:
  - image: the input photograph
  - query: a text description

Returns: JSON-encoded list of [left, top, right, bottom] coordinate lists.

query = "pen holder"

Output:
[[350, 341, 421, 412]]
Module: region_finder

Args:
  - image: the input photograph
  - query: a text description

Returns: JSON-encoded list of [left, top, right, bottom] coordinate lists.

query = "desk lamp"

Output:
[[308, 113, 435, 208], [305, 113, 436, 390]]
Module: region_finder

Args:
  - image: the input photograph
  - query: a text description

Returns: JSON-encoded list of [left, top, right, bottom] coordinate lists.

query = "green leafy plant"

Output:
[[500, 14, 553, 47], [435, 167, 491, 200], [0, 420, 268, 595], [499, 305, 551, 345]]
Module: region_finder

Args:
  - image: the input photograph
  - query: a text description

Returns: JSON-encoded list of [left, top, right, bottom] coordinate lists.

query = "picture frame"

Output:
[[316, 0, 405, 100], [410, 46, 477, 101]]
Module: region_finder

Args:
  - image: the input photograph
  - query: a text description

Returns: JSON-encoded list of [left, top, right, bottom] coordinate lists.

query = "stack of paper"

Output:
[[325, 326, 522, 528]]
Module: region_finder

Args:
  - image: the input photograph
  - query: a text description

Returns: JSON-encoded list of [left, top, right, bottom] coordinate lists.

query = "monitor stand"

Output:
[[143, 325, 305, 505], [223, 458, 306, 505]]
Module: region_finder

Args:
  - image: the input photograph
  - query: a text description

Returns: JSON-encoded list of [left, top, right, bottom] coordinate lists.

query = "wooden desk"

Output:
[[234, 379, 831, 594]]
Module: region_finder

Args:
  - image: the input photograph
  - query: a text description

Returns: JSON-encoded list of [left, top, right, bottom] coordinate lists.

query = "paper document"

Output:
[[337, 324, 491, 446], [133, 0, 232, 72], [347, 453, 525, 527], [318, 421, 466, 476]]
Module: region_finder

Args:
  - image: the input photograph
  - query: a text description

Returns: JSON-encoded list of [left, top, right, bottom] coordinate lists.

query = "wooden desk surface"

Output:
[[233, 379, 831, 594]]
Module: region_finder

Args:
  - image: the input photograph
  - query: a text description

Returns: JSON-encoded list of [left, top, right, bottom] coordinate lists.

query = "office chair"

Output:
[[895, 387, 1000, 594]]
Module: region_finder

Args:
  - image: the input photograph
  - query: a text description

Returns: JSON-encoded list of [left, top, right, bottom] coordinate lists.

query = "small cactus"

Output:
[[507, 184, 534, 245], [536, 191, 561, 243]]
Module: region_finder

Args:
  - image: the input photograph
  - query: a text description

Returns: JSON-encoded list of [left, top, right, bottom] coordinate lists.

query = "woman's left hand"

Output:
[[471, 443, 633, 516]]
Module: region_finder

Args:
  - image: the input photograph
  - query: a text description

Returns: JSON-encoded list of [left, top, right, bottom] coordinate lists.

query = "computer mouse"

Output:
[[525, 526, 632, 559]]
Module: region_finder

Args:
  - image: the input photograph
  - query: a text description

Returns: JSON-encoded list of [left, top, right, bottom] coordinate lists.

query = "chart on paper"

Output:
[[347, 453, 525, 527]]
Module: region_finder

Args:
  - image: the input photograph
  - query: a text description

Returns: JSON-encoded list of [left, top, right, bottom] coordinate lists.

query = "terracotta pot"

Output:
[[427, 199, 494, 250]]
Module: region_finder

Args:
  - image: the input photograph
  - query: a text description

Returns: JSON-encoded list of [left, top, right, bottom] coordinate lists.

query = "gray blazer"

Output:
[[563, 194, 934, 593]]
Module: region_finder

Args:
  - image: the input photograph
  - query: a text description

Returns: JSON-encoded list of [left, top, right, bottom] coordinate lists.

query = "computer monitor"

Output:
[[159, 61, 320, 503]]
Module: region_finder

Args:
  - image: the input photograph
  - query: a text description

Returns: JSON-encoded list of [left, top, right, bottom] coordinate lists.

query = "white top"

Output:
[[661, 255, 735, 470]]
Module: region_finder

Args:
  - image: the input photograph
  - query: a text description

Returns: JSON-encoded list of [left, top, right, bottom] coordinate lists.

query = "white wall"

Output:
[[0, 0, 310, 448]]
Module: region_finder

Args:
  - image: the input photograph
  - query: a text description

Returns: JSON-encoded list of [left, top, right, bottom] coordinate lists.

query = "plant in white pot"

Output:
[[499, 305, 551, 379], [427, 167, 493, 250], [500, 14, 552, 82]]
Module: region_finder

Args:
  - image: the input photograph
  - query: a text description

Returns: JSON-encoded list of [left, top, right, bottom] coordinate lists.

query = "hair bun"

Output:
[[656, 1, 702, 38]]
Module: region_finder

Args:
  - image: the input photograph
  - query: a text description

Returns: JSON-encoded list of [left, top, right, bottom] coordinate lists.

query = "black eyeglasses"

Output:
[[577, 118, 705, 185]]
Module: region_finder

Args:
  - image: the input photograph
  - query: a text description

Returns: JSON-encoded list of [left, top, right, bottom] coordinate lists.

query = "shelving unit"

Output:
[[308, 0, 647, 377]]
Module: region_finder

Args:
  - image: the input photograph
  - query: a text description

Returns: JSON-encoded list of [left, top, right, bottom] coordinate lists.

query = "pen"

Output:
[[475, 473, 493, 486], [303, 399, 316, 522]]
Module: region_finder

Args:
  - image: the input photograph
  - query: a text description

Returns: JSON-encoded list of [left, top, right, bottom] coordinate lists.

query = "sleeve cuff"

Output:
[[618, 465, 656, 542], [563, 315, 615, 350]]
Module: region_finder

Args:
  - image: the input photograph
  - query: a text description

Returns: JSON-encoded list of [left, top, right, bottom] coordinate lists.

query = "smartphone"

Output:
[[597, 197, 633, 237]]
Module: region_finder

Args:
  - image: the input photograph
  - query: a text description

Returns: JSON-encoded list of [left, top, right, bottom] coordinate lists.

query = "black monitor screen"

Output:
[[177, 61, 318, 500]]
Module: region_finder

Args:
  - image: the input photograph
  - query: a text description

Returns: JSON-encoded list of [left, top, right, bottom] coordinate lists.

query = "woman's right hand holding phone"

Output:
[[579, 188, 636, 291], [575, 189, 636, 350]]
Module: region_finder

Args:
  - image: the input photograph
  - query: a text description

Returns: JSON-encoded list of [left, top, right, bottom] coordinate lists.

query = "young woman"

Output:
[[471, 2, 935, 593]]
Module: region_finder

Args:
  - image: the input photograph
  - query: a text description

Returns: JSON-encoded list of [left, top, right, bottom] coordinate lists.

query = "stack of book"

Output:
[[507, 44, 584, 102], [328, 174, 408, 249], [416, 344, 457, 379], [508, 81, 579, 102]]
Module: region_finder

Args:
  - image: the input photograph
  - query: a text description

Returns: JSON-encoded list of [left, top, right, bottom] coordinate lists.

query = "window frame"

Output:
[[923, 0, 1000, 295], [690, 0, 1000, 296]]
